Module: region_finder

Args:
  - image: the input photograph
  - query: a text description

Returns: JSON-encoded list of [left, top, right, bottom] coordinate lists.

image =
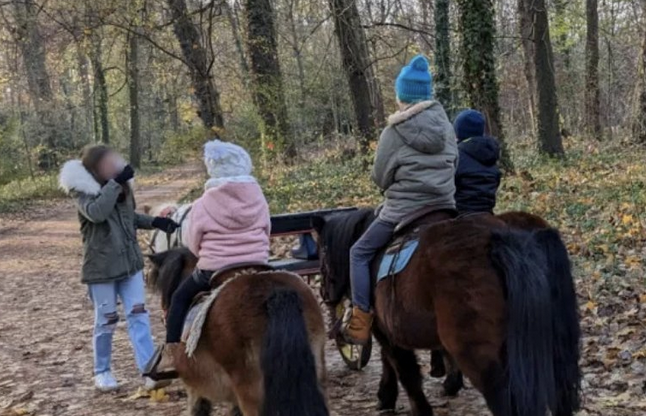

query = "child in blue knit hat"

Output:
[[343, 54, 458, 345], [453, 109, 501, 214]]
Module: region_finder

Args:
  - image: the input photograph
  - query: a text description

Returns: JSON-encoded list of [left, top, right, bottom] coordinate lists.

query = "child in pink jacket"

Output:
[[148, 139, 270, 378]]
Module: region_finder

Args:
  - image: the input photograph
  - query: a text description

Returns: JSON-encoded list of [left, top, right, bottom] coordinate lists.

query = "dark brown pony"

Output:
[[148, 248, 329, 416], [315, 210, 581, 416]]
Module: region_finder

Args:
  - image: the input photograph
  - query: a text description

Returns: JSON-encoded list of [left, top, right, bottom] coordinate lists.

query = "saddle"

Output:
[[208, 262, 274, 287], [376, 206, 456, 281], [182, 262, 275, 353]]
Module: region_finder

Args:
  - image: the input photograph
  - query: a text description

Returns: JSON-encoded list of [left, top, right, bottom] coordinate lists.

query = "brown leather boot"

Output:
[[343, 306, 373, 345], [143, 343, 180, 381]]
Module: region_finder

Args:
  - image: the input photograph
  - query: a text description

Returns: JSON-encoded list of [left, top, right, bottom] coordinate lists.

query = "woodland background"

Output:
[[2, 1, 646, 413], [0, 0, 644, 185]]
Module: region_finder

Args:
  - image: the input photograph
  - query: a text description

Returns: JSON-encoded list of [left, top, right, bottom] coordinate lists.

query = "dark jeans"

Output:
[[165, 269, 213, 343], [350, 219, 396, 312]]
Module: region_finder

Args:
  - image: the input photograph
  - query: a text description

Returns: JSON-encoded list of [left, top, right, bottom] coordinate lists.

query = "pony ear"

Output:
[[147, 251, 169, 267], [311, 216, 326, 234]]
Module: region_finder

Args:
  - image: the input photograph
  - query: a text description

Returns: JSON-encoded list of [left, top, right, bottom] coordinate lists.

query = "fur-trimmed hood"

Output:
[[59, 160, 132, 195], [387, 100, 452, 155], [388, 100, 435, 126], [59, 160, 102, 196]]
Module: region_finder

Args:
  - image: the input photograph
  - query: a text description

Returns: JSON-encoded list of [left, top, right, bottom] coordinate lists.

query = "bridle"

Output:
[[147, 204, 193, 254]]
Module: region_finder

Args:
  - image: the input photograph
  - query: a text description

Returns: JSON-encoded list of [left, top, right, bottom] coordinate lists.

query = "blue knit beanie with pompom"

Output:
[[395, 55, 433, 103]]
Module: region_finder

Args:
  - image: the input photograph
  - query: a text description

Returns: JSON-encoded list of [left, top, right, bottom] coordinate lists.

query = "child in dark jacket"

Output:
[[453, 109, 501, 214]]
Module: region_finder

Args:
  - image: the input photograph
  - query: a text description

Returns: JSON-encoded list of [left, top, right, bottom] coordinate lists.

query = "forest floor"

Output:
[[1, 136, 646, 416]]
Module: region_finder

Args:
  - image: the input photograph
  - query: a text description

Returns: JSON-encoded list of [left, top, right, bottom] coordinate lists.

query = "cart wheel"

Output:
[[334, 300, 372, 370]]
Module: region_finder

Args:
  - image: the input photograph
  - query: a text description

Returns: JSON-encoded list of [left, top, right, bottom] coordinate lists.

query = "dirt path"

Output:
[[0, 165, 521, 416]]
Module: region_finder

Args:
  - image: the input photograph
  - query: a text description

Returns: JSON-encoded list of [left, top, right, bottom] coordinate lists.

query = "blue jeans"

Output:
[[350, 219, 396, 312], [88, 270, 155, 375]]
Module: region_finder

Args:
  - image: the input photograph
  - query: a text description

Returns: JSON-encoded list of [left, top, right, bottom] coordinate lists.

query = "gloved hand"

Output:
[[152, 217, 180, 234], [114, 165, 135, 184]]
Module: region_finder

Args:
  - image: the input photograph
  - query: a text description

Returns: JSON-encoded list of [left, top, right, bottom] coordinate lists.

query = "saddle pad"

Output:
[[181, 277, 236, 357], [377, 240, 420, 281]]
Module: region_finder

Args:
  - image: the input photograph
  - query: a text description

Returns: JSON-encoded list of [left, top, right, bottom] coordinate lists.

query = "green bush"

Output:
[[159, 126, 212, 164], [0, 173, 63, 212]]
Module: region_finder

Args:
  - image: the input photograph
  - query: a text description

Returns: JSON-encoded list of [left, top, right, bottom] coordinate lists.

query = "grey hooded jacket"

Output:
[[59, 160, 155, 284], [372, 101, 458, 223]]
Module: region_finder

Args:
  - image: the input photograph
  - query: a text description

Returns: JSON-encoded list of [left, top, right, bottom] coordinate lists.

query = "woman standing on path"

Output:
[[59, 145, 179, 392]]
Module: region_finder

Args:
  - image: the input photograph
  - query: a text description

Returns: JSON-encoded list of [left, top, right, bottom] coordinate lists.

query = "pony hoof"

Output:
[[376, 401, 397, 414], [429, 367, 446, 378], [442, 378, 464, 397], [229, 406, 243, 416]]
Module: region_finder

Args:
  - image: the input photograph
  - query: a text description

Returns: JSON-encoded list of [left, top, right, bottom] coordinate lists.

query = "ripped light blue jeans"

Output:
[[88, 270, 155, 375]]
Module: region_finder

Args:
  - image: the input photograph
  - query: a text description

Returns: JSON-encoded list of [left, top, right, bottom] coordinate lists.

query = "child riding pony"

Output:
[[315, 209, 581, 416], [345, 54, 458, 345], [147, 140, 271, 379]]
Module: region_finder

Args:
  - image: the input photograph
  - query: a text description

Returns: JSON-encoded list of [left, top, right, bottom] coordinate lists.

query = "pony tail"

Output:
[[534, 228, 581, 415], [489, 230, 557, 416], [261, 289, 328, 416]]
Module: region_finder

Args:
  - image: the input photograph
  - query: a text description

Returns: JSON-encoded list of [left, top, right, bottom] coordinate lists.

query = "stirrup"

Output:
[[143, 345, 179, 381]]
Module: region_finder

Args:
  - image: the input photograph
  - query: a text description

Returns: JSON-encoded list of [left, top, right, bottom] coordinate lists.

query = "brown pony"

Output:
[[148, 248, 329, 416], [314, 210, 581, 416]]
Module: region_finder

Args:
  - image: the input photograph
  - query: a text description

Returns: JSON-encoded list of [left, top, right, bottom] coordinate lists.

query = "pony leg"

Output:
[[187, 389, 212, 416], [378, 335, 433, 416], [377, 349, 399, 411], [442, 353, 464, 397], [372, 327, 398, 411], [231, 374, 262, 416], [429, 350, 446, 378], [229, 406, 243, 416], [376, 354, 399, 412]]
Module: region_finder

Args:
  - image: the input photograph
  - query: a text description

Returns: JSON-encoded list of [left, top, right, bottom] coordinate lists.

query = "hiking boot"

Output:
[[343, 306, 373, 345], [94, 371, 119, 392], [143, 343, 180, 381]]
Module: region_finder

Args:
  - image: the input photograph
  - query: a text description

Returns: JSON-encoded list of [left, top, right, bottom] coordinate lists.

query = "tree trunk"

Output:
[[90, 37, 110, 144], [12, 0, 59, 161], [286, 0, 306, 105], [223, 0, 251, 88], [457, 0, 512, 170], [76, 43, 95, 143], [167, 0, 224, 129], [329, 0, 379, 152], [530, 0, 564, 155], [245, 0, 294, 158], [634, 0, 646, 142], [585, 0, 601, 139], [434, 0, 452, 112], [518, 0, 537, 136], [128, 33, 141, 168]]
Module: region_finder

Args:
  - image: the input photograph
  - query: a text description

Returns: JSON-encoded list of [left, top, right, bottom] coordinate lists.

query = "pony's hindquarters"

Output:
[[261, 289, 328, 416], [534, 228, 581, 415], [488, 230, 555, 416], [486, 228, 580, 416]]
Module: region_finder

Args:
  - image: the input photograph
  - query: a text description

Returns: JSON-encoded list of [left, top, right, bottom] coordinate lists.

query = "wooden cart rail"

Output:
[[268, 207, 357, 276]]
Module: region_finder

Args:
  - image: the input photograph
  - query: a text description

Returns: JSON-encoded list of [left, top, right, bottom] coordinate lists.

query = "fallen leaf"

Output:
[[127, 387, 150, 401], [149, 388, 169, 403]]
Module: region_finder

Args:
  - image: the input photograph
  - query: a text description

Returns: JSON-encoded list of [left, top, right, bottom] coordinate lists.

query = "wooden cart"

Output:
[[268, 208, 372, 370]]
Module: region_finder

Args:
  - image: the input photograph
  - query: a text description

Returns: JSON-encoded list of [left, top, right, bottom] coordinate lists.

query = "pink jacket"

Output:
[[187, 181, 271, 271]]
